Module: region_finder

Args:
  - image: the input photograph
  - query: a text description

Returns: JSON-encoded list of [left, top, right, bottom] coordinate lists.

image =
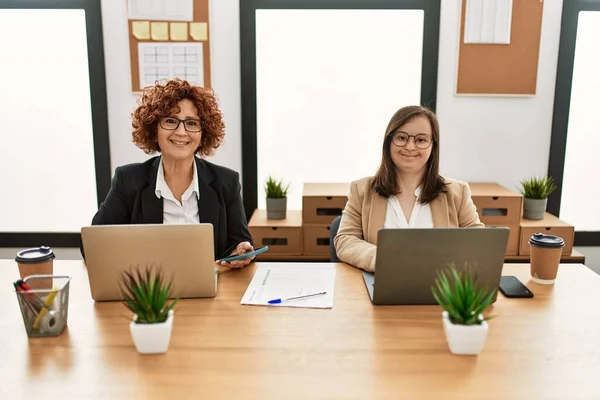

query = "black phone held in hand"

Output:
[[216, 246, 269, 263], [499, 276, 534, 298]]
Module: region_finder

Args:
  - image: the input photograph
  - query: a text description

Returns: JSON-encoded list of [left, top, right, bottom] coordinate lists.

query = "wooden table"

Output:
[[1, 260, 600, 399]]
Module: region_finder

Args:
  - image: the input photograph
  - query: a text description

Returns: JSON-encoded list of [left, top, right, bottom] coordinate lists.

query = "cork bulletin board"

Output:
[[127, 0, 211, 92], [456, 0, 544, 96]]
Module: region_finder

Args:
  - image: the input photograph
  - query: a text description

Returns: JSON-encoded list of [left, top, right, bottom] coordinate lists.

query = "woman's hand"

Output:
[[217, 241, 255, 268]]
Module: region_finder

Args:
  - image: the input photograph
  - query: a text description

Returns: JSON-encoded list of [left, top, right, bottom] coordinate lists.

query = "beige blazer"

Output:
[[333, 177, 484, 272]]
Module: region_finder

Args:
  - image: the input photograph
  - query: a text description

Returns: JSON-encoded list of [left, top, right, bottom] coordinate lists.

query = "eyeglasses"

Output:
[[389, 131, 433, 149], [159, 117, 203, 133]]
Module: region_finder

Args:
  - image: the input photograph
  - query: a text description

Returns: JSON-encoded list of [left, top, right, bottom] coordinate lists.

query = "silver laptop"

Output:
[[363, 228, 509, 305], [81, 224, 217, 301]]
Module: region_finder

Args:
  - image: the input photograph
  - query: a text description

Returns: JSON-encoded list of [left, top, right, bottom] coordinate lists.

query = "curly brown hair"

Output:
[[131, 78, 225, 156]]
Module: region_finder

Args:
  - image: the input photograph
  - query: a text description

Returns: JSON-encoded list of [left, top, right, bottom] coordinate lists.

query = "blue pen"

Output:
[[267, 291, 327, 304]]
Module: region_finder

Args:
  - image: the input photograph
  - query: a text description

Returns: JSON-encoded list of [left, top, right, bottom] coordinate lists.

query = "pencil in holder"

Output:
[[15, 275, 71, 338]]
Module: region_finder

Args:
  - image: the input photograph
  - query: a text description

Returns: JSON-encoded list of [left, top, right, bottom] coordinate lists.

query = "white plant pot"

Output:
[[442, 311, 488, 356], [129, 310, 174, 354]]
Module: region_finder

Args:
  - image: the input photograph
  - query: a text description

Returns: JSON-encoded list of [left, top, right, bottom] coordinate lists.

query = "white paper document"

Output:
[[128, 0, 193, 21], [138, 42, 204, 89], [464, 0, 513, 44], [241, 264, 336, 309]]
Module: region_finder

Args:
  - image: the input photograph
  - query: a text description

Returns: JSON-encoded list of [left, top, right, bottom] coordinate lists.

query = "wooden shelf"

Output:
[[505, 249, 585, 264], [469, 182, 523, 198], [249, 209, 302, 227], [249, 206, 585, 264], [518, 212, 575, 256], [520, 212, 574, 228], [303, 182, 349, 197]]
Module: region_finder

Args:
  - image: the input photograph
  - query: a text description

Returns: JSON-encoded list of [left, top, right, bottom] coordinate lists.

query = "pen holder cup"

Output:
[[15, 275, 71, 338]]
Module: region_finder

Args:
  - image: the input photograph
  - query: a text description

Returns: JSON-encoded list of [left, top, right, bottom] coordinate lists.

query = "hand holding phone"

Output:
[[499, 276, 534, 298], [216, 246, 269, 263]]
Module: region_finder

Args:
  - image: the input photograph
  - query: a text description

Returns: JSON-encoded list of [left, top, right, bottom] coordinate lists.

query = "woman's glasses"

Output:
[[390, 132, 433, 149], [160, 117, 203, 133]]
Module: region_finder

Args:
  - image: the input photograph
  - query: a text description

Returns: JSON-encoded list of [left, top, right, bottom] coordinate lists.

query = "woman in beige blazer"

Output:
[[334, 106, 483, 272]]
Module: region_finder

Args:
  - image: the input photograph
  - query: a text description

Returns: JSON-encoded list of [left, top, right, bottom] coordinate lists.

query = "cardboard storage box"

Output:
[[248, 210, 302, 255], [302, 183, 349, 224], [469, 183, 523, 226], [487, 225, 520, 255], [519, 213, 574, 256], [303, 224, 332, 255]]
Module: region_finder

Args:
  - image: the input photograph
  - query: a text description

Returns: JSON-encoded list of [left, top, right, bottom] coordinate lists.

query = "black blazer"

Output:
[[85, 156, 252, 259]]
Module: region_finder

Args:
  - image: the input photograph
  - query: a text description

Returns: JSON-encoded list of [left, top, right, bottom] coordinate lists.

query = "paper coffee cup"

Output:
[[15, 246, 55, 290], [529, 233, 564, 285]]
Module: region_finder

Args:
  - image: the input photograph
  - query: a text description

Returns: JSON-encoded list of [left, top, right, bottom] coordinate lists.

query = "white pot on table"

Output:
[[442, 311, 488, 356], [129, 310, 174, 354]]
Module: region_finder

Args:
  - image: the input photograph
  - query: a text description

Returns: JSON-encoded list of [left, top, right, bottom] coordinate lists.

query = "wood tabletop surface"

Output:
[[1, 260, 599, 399]]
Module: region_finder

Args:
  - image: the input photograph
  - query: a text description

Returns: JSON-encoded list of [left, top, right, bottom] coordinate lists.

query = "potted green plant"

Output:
[[431, 263, 497, 356], [265, 175, 289, 220], [120, 265, 179, 354], [518, 176, 557, 220]]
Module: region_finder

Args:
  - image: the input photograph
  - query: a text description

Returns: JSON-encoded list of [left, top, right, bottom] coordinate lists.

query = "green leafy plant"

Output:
[[265, 176, 289, 199], [120, 264, 178, 324], [431, 263, 496, 326], [519, 176, 557, 199]]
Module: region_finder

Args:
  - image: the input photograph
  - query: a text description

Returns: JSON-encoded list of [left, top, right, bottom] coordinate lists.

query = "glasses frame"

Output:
[[159, 117, 204, 133], [388, 131, 434, 149]]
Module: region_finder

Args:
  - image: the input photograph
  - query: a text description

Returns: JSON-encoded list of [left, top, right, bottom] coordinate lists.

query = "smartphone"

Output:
[[216, 246, 269, 263], [499, 276, 534, 298]]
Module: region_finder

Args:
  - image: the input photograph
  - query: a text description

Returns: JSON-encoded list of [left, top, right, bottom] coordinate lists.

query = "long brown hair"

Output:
[[371, 105, 446, 204]]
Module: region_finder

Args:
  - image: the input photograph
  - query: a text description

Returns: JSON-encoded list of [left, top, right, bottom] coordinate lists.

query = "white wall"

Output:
[[0, 10, 98, 233], [560, 11, 600, 231], [437, 0, 563, 192], [255, 9, 424, 209], [100, 0, 242, 175], [100, 0, 562, 194]]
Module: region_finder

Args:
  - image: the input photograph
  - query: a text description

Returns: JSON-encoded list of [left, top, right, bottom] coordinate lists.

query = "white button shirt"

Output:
[[384, 186, 434, 229], [155, 158, 200, 224]]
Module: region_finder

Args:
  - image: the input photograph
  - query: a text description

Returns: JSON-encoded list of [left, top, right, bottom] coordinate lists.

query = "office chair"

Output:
[[329, 215, 342, 262]]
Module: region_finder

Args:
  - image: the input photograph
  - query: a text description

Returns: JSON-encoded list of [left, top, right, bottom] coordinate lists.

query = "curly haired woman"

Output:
[[88, 79, 254, 268]]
